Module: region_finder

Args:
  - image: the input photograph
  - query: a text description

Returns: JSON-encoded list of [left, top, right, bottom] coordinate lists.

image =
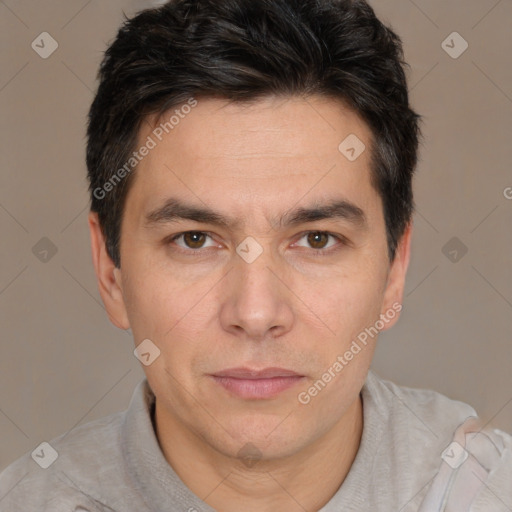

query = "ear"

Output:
[[379, 222, 412, 330], [88, 211, 130, 330]]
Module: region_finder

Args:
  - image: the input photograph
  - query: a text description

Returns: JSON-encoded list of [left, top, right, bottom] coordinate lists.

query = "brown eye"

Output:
[[293, 231, 344, 254], [306, 232, 330, 249], [167, 231, 218, 256], [182, 232, 207, 249]]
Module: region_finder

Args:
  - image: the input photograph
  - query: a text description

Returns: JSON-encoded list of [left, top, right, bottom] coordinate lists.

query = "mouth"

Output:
[[210, 367, 305, 400]]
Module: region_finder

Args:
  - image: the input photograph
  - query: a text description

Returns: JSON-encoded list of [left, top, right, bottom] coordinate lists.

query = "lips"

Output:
[[210, 367, 304, 399], [212, 367, 302, 379]]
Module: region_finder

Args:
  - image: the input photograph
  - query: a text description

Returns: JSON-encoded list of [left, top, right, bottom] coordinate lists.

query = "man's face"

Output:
[[91, 96, 409, 461]]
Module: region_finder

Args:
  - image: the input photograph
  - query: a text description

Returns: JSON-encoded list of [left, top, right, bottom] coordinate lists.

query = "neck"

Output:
[[154, 395, 363, 512]]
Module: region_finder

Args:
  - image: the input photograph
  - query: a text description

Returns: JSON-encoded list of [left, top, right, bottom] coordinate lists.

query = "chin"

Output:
[[210, 415, 311, 460]]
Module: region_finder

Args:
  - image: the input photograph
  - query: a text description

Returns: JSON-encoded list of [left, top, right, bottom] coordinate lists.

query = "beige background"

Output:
[[1, 0, 511, 472]]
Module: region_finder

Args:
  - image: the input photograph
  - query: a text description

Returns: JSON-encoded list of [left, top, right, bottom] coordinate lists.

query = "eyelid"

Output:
[[168, 231, 219, 250], [291, 231, 348, 252]]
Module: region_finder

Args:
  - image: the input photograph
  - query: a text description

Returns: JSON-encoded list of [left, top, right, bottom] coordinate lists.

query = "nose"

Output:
[[219, 245, 294, 341]]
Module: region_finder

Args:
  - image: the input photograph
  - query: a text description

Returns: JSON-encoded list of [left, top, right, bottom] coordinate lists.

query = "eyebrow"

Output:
[[144, 197, 366, 230]]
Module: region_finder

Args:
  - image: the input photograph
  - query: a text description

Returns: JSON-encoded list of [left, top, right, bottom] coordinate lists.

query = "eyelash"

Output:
[[166, 231, 347, 257]]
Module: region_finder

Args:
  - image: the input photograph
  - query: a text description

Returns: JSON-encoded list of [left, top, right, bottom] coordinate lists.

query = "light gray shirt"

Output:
[[1, 370, 511, 511]]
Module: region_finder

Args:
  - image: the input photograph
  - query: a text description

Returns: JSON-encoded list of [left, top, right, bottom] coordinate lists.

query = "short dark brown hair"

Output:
[[87, 0, 421, 268]]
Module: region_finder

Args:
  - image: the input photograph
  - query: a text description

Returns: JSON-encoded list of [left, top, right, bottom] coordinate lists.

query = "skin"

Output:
[[88, 95, 411, 512]]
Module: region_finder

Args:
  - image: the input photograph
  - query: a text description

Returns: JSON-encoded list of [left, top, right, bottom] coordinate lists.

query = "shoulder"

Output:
[[365, 370, 479, 436], [0, 409, 126, 511], [364, 371, 512, 510]]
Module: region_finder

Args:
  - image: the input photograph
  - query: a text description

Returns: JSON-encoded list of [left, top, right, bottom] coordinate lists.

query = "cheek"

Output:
[[121, 258, 221, 366], [295, 261, 388, 343]]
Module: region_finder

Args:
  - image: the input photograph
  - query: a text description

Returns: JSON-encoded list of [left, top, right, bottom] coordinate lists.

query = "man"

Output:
[[1, 0, 511, 510]]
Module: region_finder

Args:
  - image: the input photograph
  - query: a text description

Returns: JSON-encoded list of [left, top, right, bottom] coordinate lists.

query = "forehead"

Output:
[[125, 95, 378, 227], [146, 95, 371, 160]]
